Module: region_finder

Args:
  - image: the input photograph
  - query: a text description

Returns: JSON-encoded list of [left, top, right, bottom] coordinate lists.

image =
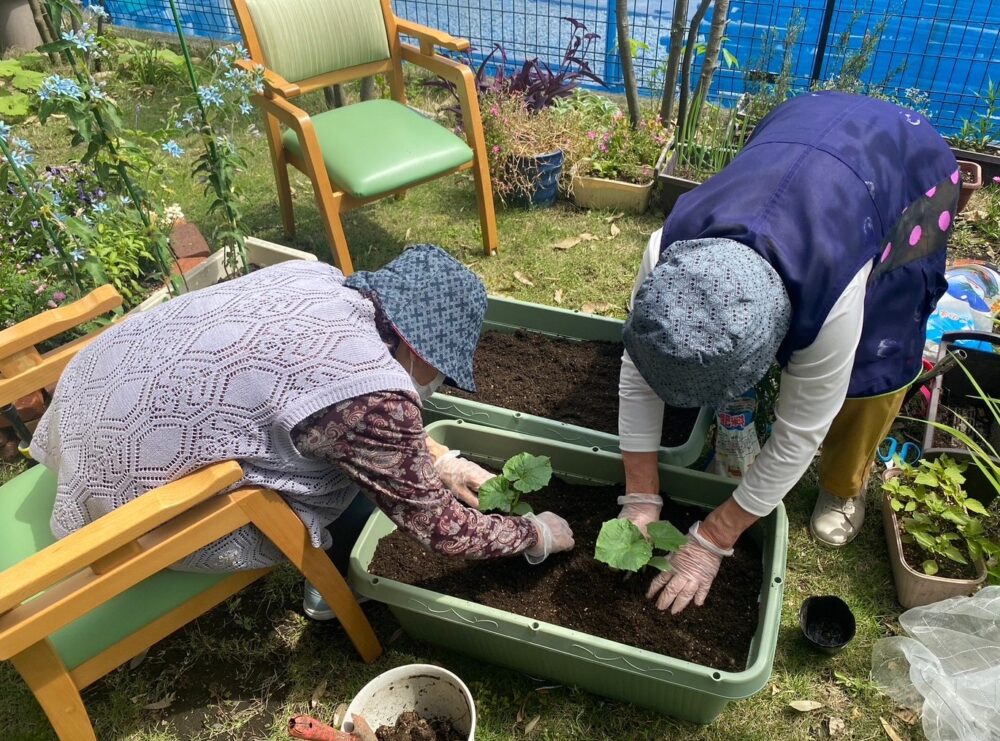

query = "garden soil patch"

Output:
[[440, 330, 700, 448], [368, 478, 763, 672], [901, 539, 980, 581]]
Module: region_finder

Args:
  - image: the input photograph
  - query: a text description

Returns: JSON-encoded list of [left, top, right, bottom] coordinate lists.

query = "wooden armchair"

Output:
[[230, 0, 498, 275], [0, 288, 381, 740]]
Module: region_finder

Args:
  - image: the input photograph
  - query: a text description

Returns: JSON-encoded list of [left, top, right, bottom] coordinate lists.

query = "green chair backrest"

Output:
[[244, 0, 391, 84]]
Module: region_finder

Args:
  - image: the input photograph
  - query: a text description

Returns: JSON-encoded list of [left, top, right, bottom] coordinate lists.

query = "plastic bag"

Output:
[[924, 262, 1000, 361], [872, 587, 1000, 741]]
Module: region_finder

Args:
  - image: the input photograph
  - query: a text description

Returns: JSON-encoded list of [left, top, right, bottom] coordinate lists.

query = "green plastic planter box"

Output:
[[423, 296, 712, 467], [349, 421, 788, 724]]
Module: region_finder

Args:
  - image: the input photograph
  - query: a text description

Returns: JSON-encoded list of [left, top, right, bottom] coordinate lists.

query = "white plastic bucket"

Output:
[[343, 663, 476, 740]]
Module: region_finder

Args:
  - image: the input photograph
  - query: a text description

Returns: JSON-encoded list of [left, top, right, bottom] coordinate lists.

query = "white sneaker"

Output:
[[810, 489, 865, 547]]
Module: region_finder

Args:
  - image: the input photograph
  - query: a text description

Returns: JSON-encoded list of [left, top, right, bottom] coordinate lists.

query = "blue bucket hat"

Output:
[[623, 238, 791, 407], [344, 245, 486, 393]]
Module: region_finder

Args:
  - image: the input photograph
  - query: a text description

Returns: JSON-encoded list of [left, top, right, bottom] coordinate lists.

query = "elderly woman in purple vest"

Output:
[[616, 92, 958, 614], [30, 245, 574, 620]]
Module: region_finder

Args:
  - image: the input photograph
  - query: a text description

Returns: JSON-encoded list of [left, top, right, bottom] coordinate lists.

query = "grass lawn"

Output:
[[9, 70, 999, 740]]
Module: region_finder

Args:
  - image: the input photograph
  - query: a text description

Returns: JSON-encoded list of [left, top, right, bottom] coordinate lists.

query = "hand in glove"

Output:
[[647, 521, 733, 614], [434, 451, 493, 507], [617, 493, 663, 536], [523, 511, 575, 564]]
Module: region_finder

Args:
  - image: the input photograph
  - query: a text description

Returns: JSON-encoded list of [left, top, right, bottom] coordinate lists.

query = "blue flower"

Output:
[[197, 86, 224, 108], [39, 75, 84, 101], [89, 86, 107, 101], [161, 140, 184, 158], [11, 137, 32, 152], [61, 28, 98, 53], [239, 101, 253, 115], [70, 249, 86, 262], [88, 5, 108, 20], [0, 120, 10, 142], [234, 43, 249, 59], [51, 191, 63, 206], [92, 201, 109, 214], [119, 195, 132, 205], [9, 150, 33, 168]]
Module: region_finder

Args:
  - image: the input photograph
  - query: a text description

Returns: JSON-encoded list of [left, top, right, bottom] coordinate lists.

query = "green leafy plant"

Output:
[[950, 79, 999, 153], [0, 53, 48, 121], [594, 518, 687, 572], [883, 454, 1000, 581], [576, 108, 669, 184], [477, 452, 552, 515], [116, 39, 184, 87]]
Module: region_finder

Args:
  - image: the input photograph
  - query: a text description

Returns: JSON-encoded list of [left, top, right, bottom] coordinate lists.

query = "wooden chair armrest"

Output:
[[395, 18, 470, 52], [235, 58, 300, 98], [0, 461, 243, 614], [400, 43, 472, 85], [0, 285, 121, 362]]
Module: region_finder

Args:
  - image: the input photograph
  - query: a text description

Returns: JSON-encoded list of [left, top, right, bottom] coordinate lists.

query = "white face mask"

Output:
[[406, 354, 445, 401]]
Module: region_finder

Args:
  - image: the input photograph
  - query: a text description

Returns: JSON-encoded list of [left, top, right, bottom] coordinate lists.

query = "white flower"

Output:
[[163, 203, 185, 224]]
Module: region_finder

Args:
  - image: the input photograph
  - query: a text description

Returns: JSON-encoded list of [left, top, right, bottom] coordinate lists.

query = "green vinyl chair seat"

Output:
[[0, 465, 230, 671], [281, 99, 474, 199]]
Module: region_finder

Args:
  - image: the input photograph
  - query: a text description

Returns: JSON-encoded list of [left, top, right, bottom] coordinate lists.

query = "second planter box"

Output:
[[423, 296, 712, 467]]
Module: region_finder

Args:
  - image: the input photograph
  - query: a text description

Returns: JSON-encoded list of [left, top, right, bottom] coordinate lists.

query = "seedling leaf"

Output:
[[503, 453, 553, 493], [478, 477, 516, 512], [648, 556, 671, 571], [646, 521, 687, 553], [512, 500, 534, 516], [922, 559, 938, 575], [594, 519, 652, 572]]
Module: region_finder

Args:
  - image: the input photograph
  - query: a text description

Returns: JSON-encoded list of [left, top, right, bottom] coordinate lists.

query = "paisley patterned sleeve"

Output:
[[291, 391, 538, 559]]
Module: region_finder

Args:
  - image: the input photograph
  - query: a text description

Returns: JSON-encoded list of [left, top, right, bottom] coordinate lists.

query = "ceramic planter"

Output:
[[349, 422, 788, 724], [422, 295, 713, 468], [343, 664, 476, 740], [0, 0, 42, 55], [570, 160, 654, 214], [130, 237, 317, 314], [511, 150, 563, 207], [957, 160, 983, 213], [655, 144, 699, 215], [950, 145, 1000, 184], [881, 485, 986, 609]]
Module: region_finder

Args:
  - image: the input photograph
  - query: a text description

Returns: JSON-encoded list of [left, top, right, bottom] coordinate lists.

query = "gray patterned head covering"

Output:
[[344, 244, 486, 392], [623, 238, 791, 407]]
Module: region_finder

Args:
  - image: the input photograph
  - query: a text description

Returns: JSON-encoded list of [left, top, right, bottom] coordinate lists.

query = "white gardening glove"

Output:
[[523, 511, 575, 564], [646, 521, 733, 614], [434, 450, 493, 507], [617, 493, 663, 536]]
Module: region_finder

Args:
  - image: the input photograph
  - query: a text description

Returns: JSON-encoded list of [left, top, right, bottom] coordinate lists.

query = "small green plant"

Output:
[[577, 108, 669, 184], [477, 453, 552, 515], [951, 79, 999, 153], [883, 454, 1000, 581], [116, 39, 184, 87], [594, 518, 687, 572], [0, 54, 48, 121]]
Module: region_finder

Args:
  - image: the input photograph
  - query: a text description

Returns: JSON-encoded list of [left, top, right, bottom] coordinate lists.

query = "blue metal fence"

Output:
[[98, 0, 1000, 135]]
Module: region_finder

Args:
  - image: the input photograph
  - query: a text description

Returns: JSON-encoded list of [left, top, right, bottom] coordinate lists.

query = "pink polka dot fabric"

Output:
[[925, 186, 936, 198], [881, 243, 892, 262], [951, 169, 960, 184], [909, 225, 922, 246], [938, 210, 951, 231]]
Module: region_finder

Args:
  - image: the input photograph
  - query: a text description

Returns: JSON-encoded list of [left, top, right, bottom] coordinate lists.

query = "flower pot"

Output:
[[957, 160, 983, 213], [881, 486, 986, 609], [422, 295, 713, 468], [655, 145, 699, 216], [950, 145, 1000, 184], [350, 421, 788, 724], [130, 237, 317, 314], [798, 595, 856, 654], [343, 663, 476, 740], [570, 160, 654, 214], [511, 149, 563, 208]]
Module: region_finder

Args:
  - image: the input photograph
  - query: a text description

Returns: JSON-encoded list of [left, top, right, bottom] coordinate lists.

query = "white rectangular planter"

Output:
[[130, 237, 317, 314]]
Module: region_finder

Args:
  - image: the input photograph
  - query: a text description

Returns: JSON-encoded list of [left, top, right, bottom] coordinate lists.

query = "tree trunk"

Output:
[[616, 0, 641, 128], [659, 0, 689, 125], [692, 0, 730, 123], [675, 0, 713, 143], [324, 84, 347, 109], [27, 0, 53, 45]]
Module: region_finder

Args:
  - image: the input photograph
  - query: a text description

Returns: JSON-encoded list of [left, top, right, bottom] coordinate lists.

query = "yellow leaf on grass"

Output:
[[554, 289, 563, 304], [552, 237, 582, 251], [609, 223, 621, 238], [827, 716, 846, 737], [524, 715, 540, 734], [580, 301, 614, 314], [143, 692, 176, 711], [880, 717, 905, 741], [514, 271, 535, 287], [788, 700, 823, 712], [310, 679, 327, 709]]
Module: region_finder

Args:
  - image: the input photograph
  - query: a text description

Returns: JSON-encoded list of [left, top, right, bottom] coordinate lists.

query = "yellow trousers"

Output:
[[817, 387, 909, 499]]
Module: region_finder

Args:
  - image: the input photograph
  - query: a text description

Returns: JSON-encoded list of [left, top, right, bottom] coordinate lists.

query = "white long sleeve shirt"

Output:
[[619, 230, 871, 517]]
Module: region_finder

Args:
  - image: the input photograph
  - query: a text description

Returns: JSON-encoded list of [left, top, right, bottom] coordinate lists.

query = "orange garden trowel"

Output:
[[288, 714, 377, 741]]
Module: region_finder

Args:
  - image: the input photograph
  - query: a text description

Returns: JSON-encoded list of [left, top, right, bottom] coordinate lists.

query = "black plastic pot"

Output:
[[799, 596, 856, 654]]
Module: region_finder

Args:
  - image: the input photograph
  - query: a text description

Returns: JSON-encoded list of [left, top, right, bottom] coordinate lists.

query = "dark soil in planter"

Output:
[[375, 711, 463, 741], [900, 539, 979, 581], [369, 477, 763, 672], [805, 620, 848, 648], [931, 404, 994, 449], [440, 330, 701, 448]]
